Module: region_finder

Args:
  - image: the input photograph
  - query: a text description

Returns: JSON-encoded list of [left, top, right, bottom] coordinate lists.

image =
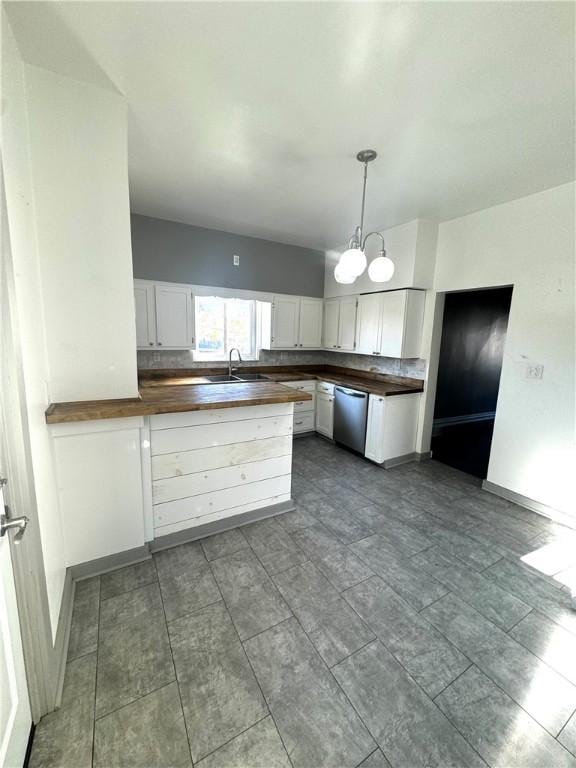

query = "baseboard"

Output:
[[415, 451, 433, 462], [482, 480, 576, 530], [51, 568, 74, 709], [150, 499, 296, 553], [69, 545, 152, 582], [383, 452, 419, 469]]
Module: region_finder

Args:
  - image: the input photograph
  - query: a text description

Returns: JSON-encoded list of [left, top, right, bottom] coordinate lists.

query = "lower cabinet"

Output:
[[282, 380, 317, 434], [315, 382, 334, 439], [365, 393, 420, 465]]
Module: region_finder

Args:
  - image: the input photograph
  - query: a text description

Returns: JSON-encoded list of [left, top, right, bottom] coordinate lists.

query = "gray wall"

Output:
[[131, 214, 325, 297]]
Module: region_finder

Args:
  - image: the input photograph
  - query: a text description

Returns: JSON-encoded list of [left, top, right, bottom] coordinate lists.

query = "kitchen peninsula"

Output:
[[45, 365, 422, 576]]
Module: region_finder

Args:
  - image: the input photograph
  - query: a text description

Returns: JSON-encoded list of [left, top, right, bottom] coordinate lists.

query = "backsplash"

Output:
[[137, 349, 426, 379]]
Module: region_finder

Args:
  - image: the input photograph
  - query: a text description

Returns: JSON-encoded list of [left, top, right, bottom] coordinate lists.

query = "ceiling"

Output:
[[5, 1, 575, 249]]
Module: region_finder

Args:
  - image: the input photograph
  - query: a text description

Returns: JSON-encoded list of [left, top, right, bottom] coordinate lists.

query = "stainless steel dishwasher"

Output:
[[333, 386, 369, 454]]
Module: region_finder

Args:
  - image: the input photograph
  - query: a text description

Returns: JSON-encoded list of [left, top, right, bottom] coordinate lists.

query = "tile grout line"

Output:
[[209, 555, 296, 768], [151, 553, 195, 767], [91, 576, 102, 768]]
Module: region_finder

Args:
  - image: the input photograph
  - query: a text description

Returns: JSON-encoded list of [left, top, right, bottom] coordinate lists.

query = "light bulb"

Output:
[[334, 262, 356, 284], [339, 247, 367, 278], [368, 255, 395, 282]]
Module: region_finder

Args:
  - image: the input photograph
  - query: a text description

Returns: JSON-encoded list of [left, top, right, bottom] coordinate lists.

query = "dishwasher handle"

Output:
[[335, 387, 367, 398]]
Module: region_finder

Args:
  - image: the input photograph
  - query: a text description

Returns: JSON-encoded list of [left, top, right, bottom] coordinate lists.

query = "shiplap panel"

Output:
[[153, 475, 291, 527], [153, 455, 292, 504], [153, 493, 291, 538], [151, 415, 293, 455], [150, 402, 292, 430], [152, 435, 292, 480]]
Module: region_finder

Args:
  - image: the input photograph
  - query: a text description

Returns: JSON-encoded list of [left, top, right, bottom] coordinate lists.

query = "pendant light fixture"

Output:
[[334, 150, 395, 284]]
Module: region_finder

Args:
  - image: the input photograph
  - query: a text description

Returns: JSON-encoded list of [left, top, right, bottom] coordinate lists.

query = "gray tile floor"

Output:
[[30, 436, 576, 768]]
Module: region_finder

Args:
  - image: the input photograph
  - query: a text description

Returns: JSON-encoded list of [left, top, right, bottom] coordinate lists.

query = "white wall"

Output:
[[24, 65, 139, 402], [324, 219, 438, 298], [2, 13, 66, 639], [421, 182, 575, 516]]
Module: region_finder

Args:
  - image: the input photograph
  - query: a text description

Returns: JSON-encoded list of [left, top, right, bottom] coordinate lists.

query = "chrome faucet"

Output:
[[228, 348, 242, 377]]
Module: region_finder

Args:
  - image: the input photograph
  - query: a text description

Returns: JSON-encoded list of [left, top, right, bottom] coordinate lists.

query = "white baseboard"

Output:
[[482, 480, 576, 530]]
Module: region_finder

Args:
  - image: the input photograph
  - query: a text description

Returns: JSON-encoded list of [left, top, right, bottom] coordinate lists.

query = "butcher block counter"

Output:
[[45, 380, 311, 424]]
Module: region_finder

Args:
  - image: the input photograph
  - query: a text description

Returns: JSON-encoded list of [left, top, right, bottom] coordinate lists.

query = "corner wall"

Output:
[[421, 182, 576, 517]]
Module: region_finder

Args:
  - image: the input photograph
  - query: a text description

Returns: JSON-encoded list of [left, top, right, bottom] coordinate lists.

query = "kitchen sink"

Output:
[[204, 375, 242, 383], [236, 373, 270, 381]]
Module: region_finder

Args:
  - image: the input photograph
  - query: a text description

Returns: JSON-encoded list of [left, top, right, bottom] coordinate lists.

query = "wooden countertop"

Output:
[[45, 381, 312, 424], [139, 367, 424, 398]]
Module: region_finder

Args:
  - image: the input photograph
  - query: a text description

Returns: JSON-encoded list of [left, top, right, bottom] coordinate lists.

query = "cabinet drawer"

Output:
[[294, 392, 315, 412], [283, 380, 316, 392], [316, 381, 334, 395], [293, 412, 315, 433]]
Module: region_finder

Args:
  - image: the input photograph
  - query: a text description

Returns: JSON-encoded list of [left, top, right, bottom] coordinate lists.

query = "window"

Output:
[[194, 296, 258, 360]]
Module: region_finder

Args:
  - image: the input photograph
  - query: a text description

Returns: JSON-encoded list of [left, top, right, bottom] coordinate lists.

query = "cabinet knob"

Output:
[[149, 342, 154, 346], [158, 342, 163, 346]]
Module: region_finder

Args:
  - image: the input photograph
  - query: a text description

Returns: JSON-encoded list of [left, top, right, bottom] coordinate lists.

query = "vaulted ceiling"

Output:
[[6, 1, 575, 248]]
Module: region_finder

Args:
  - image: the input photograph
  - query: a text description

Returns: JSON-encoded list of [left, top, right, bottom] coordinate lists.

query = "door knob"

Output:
[[1, 508, 29, 542]]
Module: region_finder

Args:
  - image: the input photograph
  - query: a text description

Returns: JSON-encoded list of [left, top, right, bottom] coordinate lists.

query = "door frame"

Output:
[[0, 169, 67, 723]]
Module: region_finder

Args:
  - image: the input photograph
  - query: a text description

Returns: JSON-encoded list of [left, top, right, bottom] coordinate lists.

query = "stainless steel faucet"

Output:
[[228, 347, 242, 377]]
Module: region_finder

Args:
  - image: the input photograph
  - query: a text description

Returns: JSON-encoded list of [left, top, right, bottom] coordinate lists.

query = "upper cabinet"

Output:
[[134, 280, 195, 350], [134, 282, 156, 347], [323, 295, 358, 351], [356, 289, 425, 358], [270, 296, 322, 349]]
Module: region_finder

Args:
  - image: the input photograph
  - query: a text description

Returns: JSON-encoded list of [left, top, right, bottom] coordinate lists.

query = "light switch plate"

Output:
[[526, 363, 544, 379], [233, 254, 240, 266]]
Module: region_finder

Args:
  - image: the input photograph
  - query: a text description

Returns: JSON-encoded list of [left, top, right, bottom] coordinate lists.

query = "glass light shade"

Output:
[[368, 255, 395, 282], [339, 247, 367, 277], [334, 262, 356, 284]]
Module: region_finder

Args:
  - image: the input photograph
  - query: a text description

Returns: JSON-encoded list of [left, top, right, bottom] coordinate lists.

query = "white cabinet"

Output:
[[282, 380, 316, 434], [323, 296, 358, 352], [323, 299, 340, 350], [365, 393, 420, 465], [134, 280, 195, 350], [271, 296, 323, 349], [299, 298, 323, 348], [356, 289, 425, 358], [155, 284, 195, 349], [315, 391, 334, 439], [134, 282, 156, 348], [271, 296, 300, 348], [356, 293, 382, 355]]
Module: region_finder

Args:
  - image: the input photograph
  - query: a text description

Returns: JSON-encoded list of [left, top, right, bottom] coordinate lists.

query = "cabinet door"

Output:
[[356, 293, 382, 355], [338, 295, 358, 351], [134, 282, 156, 348], [315, 392, 334, 439], [155, 285, 195, 349], [323, 299, 340, 350], [298, 298, 323, 348], [365, 394, 386, 463], [271, 296, 300, 348], [378, 290, 406, 358]]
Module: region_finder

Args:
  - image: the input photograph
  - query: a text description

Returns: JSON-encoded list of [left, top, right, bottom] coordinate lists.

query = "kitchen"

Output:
[[2, 3, 575, 768]]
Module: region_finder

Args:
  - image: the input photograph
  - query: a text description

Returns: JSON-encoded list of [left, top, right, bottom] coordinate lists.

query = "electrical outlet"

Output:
[[526, 363, 544, 379], [233, 254, 240, 266]]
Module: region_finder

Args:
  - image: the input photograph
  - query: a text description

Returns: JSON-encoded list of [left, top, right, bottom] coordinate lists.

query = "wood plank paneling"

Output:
[[150, 402, 292, 430], [152, 455, 292, 504], [152, 435, 292, 480], [154, 493, 291, 538], [153, 475, 292, 528], [151, 415, 293, 455]]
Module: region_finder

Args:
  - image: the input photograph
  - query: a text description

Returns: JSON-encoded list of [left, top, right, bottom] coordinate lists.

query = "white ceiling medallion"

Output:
[[334, 150, 395, 285]]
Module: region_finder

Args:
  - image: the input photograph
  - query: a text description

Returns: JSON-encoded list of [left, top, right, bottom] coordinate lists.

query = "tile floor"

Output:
[[30, 436, 576, 768]]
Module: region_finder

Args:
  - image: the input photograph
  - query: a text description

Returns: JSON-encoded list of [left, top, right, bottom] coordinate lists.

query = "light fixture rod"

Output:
[[358, 160, 368, 245]]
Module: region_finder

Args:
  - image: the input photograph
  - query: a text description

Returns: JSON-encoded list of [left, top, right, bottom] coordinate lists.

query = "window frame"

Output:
[[193, 294, 259, 361]]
